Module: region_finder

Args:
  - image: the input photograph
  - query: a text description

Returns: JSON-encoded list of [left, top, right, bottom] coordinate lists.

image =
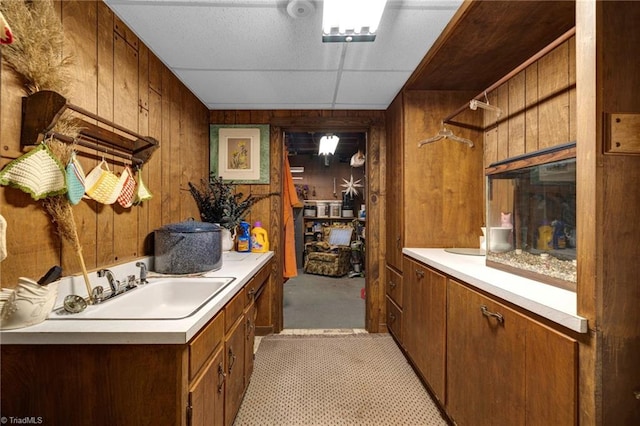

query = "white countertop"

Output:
[[403, 248, 588, 333], [0, 251, 273, 345]]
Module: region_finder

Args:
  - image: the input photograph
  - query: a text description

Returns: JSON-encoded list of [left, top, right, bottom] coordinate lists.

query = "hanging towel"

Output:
[[0, 213, 7, 262], [283, 152, 302, 279]]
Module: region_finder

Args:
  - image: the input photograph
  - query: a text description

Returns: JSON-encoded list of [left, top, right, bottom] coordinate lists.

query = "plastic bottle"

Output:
[[250, 221, 269, 253], [537, 222, 553, 250], [237, 221, 251, 252]]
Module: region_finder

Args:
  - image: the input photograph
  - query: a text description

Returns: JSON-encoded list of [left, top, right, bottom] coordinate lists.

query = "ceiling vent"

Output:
[[287, 0, 315, 19]]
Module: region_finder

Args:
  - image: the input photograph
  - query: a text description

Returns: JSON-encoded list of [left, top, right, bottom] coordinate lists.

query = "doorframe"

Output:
[[270, 116, 386, 333]]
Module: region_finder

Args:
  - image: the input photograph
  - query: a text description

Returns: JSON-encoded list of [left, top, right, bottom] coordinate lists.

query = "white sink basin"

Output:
[[50, 277, 235, 320]]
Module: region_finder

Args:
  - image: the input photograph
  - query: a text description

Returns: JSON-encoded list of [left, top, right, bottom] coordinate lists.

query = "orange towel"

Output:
[[283, 153, 302, 278]]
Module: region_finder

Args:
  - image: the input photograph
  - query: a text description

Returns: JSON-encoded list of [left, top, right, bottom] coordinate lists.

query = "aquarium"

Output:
[[485, 143, 576, 291]]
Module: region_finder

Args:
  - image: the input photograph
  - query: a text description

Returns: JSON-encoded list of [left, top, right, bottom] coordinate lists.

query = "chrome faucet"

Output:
[[97, 269, 120, 295], [136, 262, 148, 284]]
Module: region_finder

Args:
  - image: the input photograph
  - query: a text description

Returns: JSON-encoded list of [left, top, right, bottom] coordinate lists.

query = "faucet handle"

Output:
[[91, 286, 105, 304], [126, 275, 137, 289], [136, 261, 148, 284]]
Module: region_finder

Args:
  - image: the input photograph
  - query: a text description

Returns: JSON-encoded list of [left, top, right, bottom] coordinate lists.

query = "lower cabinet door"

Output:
[[244, 300, 257, 386], [446, 279, 526, 426], [189, 346, 225, 426], [224, 316, 246, 426], [386, 295, 402, 342]]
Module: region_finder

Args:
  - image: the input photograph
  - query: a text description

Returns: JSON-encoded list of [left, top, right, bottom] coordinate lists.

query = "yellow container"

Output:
[[537, 224, 553, 250], [250, 221, 269, 253]]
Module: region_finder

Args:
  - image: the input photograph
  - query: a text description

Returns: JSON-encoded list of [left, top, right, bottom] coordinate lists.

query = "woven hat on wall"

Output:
[[84, 159, 124, 205], [0, 143, 66, 200], [65, 152, 85, 205], [117, 166, 136, 208]]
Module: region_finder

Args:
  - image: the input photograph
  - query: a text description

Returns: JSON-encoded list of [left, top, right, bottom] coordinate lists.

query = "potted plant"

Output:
[[188, 174, 274, 250]]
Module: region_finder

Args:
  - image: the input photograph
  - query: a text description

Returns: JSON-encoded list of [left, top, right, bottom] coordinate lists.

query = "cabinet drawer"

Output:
[[225, 287, 246, 334], [385, 266, 403, 308], [386, 296, 402, 341], [190, 312, 224, 381], [245, 263, 270, 307]]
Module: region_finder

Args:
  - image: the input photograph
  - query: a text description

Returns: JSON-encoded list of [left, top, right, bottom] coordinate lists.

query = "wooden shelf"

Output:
[[20, 90, 159, 166], [303, 216, 363, 221]]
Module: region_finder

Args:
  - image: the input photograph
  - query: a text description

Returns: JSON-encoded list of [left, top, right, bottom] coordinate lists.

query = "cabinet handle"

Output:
[[415, 269, 425, 278], [396, 236, 401, 248], [634, 390, 640, 400], [246, 318, 254, 339], [247, 287, 256, 300], [228, 347, 236, 374], [480, 305, 504, 324], [217, 362, 226, 393], [389, 280, 396, 289], [389, 312, 396, 323]]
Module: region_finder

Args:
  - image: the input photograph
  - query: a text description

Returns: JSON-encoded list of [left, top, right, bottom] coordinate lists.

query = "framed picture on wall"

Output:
[[210, 124, 270, 184]]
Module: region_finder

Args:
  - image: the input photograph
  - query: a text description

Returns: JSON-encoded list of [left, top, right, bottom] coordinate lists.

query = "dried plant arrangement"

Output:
[[0, 0, 73, 95], [188, 174, 276, 230], [41, 139, 93, 301], [0, 0, 92, 297]]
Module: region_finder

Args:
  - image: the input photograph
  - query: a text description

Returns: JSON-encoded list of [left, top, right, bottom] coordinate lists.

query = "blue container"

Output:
[[237, 221, 251, 252]]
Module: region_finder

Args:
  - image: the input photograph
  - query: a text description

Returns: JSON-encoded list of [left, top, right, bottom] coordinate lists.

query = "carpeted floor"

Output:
[[284, 269, 365, 329], [234, 332, 448, 426]]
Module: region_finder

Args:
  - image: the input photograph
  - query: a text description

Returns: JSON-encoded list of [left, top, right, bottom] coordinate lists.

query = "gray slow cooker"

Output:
[[154, 220, 222, 274]]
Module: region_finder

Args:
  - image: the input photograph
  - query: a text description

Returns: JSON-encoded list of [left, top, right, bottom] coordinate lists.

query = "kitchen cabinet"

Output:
[[244, 298, 257, 384], [385, 94, 404, 272], [0, 260, 272, 426], [224, 312, 245, 426], [189, 343, 225, 426], [446, 278, 577, 426], [385, 297, 402, 343], [446, 278, 526, 425], [402, 256, 447, 403], [385, 265, 403, 343]]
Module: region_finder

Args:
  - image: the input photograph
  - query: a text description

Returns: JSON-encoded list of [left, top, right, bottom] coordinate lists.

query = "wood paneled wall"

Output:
[[210, 111, 386, 332], [578, 2, 640, 424], [288, 154, 366, 208], [483, 36, 577, 166], [403, 91, 485, 248], [0, 1, 210, 286]]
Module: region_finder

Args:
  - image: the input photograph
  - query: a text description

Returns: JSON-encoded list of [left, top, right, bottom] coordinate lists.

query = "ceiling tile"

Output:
[[175, 69, 338, 107], [105, 0, 464, 110]]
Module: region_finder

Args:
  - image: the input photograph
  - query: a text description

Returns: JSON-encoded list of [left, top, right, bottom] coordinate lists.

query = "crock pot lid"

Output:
[[160, 220, 220, 233]]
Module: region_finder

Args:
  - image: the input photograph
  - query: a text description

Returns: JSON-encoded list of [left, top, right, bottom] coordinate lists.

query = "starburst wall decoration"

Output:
[[341, 173, 363, 197]]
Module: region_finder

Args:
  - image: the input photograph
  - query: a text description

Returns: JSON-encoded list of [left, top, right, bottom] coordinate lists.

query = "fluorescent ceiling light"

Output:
[[322, 0, 387, 43], [318, 135, 339, 155]]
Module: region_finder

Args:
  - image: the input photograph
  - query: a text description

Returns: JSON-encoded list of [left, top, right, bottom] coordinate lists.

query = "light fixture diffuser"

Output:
[[322, 0, 387, 43], [318, 135, 339, 155]]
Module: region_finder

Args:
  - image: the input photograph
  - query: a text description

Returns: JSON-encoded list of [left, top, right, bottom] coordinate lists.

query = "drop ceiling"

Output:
[[104, 0, 463, 110]]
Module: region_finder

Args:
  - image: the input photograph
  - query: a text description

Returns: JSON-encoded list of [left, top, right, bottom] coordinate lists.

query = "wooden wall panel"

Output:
[[484, 91, 498, 167], [596, 3, 640, 424], [508, 71, 526, 157], [537, 41, 570, 150], [496, 84, 510, 160], [113, 34, 140, 260], [485, 38, 575, 165], [0, 1, 210, 286], [525, 63, 540, 153], [404, 91, 484, 249]]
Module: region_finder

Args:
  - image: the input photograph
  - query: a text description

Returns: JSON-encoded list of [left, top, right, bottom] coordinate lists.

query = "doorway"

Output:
[[284, 131, 367, 329]]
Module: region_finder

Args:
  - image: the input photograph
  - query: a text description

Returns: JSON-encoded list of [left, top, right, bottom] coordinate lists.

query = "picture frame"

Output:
[[210, 124, 270, 184]]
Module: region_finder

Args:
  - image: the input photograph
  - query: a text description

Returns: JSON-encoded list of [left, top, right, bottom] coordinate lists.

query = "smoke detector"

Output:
[[287, 0, 315, 19]]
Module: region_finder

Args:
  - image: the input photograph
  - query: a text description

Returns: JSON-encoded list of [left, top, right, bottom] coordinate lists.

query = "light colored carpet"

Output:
[[234, 332, 448, 426]]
